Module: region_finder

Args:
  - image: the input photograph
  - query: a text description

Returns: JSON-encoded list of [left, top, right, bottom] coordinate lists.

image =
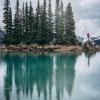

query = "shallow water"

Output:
[[0, 52, 100, 100]]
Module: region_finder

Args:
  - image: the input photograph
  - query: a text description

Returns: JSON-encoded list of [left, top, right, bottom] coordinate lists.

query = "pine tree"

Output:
[[24, 2, 29, 34], [55, 0, 62, 44], [3, 7, 15, 45], [28, 1, 35, 43], [57, 1, 66, 44], [3, 0, 11, 34], [14, 0, 22, 34], [35, 0, 41, 44], [55, 0, 60, 34], [48, 0, 53, 43], [59, 1, 64, 35], [65, 3, 76, 45], [21, 2, 35, 44], [13, 0, 22, 44], [40, 0, 52, 45], [22, 3, 25, 34], [29, 1, 34, 34], [8, 7, 13, 34], [23, 2, 34, 44]]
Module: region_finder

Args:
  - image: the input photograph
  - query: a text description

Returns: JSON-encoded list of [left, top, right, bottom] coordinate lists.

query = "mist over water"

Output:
[[0, 52, 100, 100]]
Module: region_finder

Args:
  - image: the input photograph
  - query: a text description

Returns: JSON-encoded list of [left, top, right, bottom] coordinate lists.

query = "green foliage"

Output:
[[22, 3, 25, 34], [48, 0, 54, 43], [3, 34, 14, 45], [54, 0, 66, 44], [28, 1, 34, 34], [3, 0, 12, 34], [14, 0, 22, 35], [3, 0, 13, 44], [54, 33, 67, 45], [55, 0, 60, 34], [12, 0, 22, 45], [59, 1, 64, 35], [65, 3, 76, 45], [39, 0, 50, 45], [3, 0, 77, 45], [34, 0, 41, 44]]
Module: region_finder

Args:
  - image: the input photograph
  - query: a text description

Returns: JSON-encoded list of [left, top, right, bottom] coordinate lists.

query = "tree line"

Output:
[[3, 0, 77, 45]]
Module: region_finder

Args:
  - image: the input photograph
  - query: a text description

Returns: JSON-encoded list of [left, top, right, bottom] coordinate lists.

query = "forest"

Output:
[[3, 0, 77, 45]]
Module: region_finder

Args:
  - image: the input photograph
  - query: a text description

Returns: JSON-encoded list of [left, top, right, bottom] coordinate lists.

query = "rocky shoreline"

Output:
[[0, 44, 82, 53], [83, 41, 100, 52]]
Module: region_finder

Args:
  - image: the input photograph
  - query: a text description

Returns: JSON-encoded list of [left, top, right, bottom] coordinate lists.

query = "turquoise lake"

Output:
[[0, 52, 100, 100]]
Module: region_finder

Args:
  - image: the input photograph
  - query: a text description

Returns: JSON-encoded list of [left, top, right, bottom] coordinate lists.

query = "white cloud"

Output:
[[76, 19, 100, 37], [79, 0, 99, 6]]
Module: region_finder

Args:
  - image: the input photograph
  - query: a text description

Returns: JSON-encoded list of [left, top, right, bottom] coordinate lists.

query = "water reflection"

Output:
[[3, 53, 78, 100], [55, 53, 76, 100], [4, 53, 54, 100], [4, 54, 13, 100], [0, 52, 99, 100], [84, 52, 96, 66]]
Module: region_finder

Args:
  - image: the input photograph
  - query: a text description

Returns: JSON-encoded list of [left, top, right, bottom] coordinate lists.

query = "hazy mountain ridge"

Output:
[[0, 30, 6, 43]]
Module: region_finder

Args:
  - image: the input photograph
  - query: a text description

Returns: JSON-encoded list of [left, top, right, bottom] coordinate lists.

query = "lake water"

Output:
[[0, 52, 100, 100]]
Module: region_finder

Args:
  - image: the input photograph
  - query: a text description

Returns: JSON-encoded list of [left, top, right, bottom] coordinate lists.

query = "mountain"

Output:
[[0, 30, 6, 44], [76, 36, 84, 43]]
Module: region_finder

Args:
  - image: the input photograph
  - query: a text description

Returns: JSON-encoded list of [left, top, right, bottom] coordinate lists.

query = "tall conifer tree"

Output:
[[24, 2, 29, 34], [14, 0, 22, 34], [3, 0, 11, 34], [3, 4, 13, 45], [27, 1, 35, 44], [48, 0, 53, 43], [14, 0, 22, 44], [65, 3, 76, 44], [22, 3, 25, 34], [56, 1, 66, 44], [55, 0, 60, 34], [40, 0, 50, 44], [59, 1, 64, 35], [55, 0, 62, 44], [29, 1, 34, 34], [35, 0, 41, 44]]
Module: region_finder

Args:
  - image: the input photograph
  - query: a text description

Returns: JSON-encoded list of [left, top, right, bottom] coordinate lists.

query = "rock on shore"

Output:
[[83, 41, 100, 52], [0, 44, 82, 53]]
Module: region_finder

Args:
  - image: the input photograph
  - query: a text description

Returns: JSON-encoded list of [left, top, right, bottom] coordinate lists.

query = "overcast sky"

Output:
[[0, 0, 100, 37]]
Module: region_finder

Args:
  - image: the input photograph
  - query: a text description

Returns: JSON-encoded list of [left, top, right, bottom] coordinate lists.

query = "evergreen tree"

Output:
[[55, 0, 60, 34], [28, 2, 35, 44], [22, 2, 30, 44], [3, 0, 11, 34], [13, 0, 22, 44], [14, 0, 22, 34], [29, 1, 34, 34], [48, 0, 53, 43], [39, 0, 50, 45], [57, 1, 67, 44], [55, 0, 63, 44], [23, 2, 35, 44], [8, 7, 13, 34], [65, 3, 76, 45], [22, 3, 25, 34], [35, 0, 41, 44], [3, 6, 13, 45], [24, 2, 29, 34], [59, 1, 64, 35]]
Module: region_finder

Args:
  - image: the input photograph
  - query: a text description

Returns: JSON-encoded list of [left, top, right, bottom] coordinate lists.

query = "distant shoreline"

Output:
[[0, 45, 82, 53]]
